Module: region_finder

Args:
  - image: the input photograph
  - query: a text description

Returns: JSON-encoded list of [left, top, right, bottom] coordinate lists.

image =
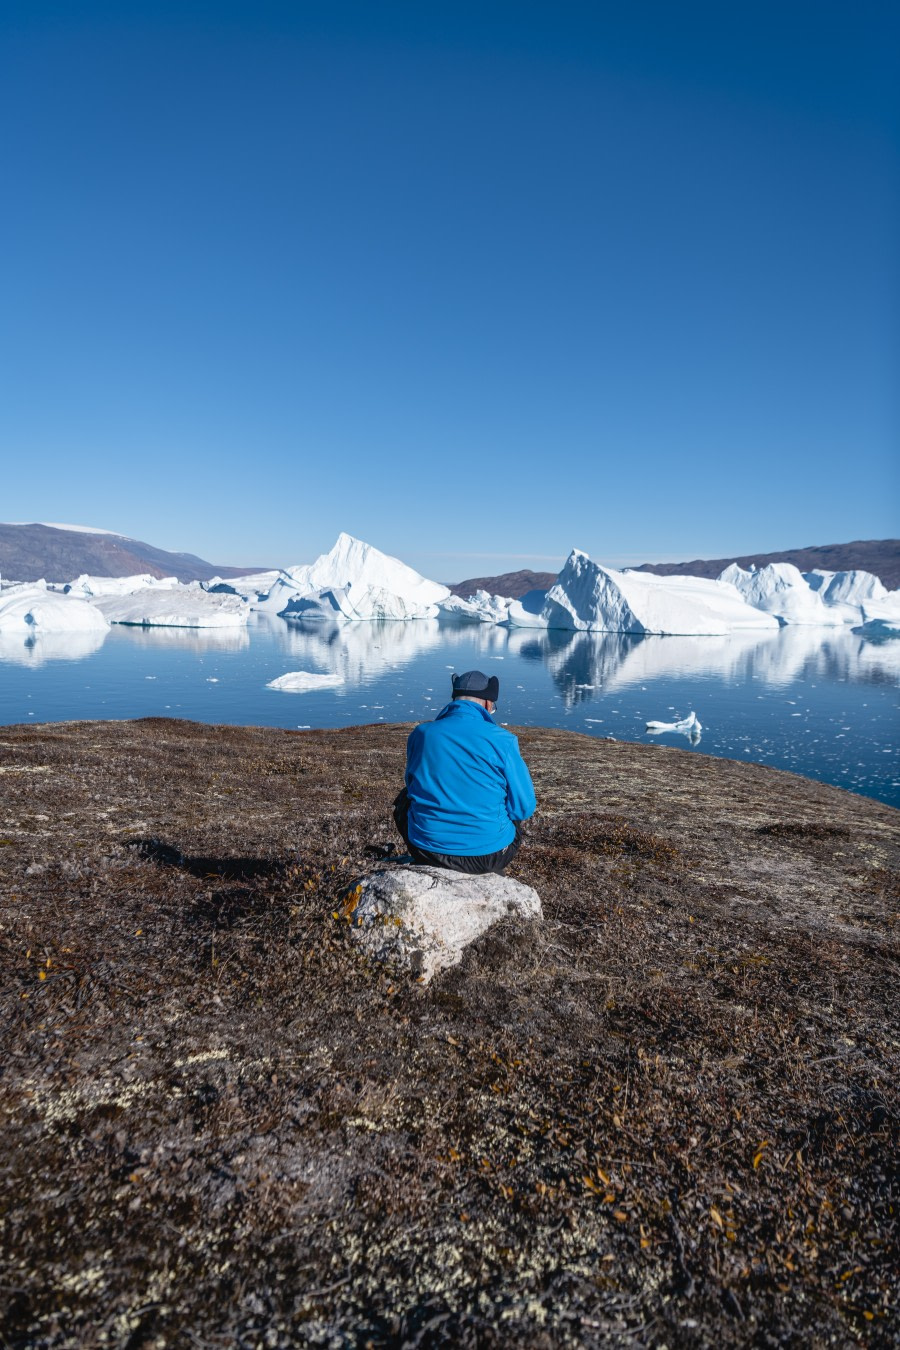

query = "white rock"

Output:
[[346, 865, 542, 982]]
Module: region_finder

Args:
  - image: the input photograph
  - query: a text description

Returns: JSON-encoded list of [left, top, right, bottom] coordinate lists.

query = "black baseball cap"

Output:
[[451, 670, 500, 702]]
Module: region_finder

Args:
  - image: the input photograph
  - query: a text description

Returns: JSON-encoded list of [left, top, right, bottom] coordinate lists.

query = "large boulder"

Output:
[[344, 865, 542, 983]]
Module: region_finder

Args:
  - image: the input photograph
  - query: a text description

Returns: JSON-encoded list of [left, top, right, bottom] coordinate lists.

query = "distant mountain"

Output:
[[446, 568, 558, 599], [0, 523, 273, 584], [633, 540, 899, 590]]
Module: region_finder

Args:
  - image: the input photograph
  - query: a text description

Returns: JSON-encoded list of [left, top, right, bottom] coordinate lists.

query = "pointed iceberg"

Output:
[[508, 550, 778, 635], [259, 533, 450, 621]]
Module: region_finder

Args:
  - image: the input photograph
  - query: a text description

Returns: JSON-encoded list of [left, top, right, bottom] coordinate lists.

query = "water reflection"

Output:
[[266, 617, 900, 700], [0, 628, 109, 666], [275, 615, 513, 685], [110, 625, 251, 653], [518, 627, 900, 706]]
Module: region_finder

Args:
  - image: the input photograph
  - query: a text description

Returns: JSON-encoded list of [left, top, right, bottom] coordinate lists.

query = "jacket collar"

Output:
[[436, 699, 494, 723]]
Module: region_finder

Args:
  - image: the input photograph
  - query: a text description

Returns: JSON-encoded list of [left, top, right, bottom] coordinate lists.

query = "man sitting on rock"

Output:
[[393, 670, 537, 875]]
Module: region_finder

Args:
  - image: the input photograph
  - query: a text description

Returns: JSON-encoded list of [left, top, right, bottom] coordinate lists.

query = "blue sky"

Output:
[[1, 1, 897, 578]]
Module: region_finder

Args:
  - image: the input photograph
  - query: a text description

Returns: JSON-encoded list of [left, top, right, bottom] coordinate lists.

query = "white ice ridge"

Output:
[[0, 581, 110, 635], [508, 549, 779, 635], [719, 562, 843, 626], [90, 583, 250, 628], [438, 590, 513, 624], [65, 573, 180, 597], [646, 711, 702, 740], [266, 671, 345, 691], [256, 533, 451, 621]]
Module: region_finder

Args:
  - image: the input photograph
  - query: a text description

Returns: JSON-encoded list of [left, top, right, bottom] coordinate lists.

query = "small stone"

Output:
[[347, 865, 542, 982]]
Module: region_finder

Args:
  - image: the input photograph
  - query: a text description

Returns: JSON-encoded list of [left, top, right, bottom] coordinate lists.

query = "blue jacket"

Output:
[[405, 699, 537, 856]]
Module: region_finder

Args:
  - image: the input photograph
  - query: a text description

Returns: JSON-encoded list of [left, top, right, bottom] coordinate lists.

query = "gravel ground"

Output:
[[0, 717, 898, 1348]]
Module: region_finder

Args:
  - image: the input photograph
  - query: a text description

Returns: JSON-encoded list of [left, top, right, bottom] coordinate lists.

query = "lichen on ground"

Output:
[[0, 718, 897, 1347]]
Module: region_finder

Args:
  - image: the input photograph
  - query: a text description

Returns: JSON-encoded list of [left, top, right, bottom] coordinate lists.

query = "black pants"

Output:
[[392, 788, 522, 876]]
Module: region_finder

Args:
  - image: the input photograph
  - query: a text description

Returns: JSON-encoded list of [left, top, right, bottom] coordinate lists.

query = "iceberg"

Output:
[[267, 671, 345, 692], [65, 573, 180, 597], [205, 570, 284, 601], [258, 533, 450, 621], [508, 550, 779, 635], [646, 711, 702, 741], [91, 583, 250, 628], [803, 568, 886, 606], [719, 563, 843, 626], [0, 581, 110, 635], [853, 616, 900, 641], [438, 590, 512, 624]]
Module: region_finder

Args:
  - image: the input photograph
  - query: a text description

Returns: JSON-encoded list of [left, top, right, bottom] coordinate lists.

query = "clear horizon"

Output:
[[2, 1, 897, 572]]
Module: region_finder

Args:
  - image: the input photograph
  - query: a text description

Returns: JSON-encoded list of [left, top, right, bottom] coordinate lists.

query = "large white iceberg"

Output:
[[508, 550, 778, 635], [0, 581, 110, 635], [719, 562, 843, 626], [91, 583, 250, 628], [257, 533, 450, 621]]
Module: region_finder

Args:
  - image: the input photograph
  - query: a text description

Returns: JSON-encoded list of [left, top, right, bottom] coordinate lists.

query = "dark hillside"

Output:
[[446, 569, 557, 598], [635, 540, 900, 589], [1, 720, 897, 1347], [0, 523, 272, 584]]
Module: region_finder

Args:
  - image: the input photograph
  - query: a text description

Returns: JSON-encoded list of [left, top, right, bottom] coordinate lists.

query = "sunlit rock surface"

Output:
[[347, 865, 542, 982]]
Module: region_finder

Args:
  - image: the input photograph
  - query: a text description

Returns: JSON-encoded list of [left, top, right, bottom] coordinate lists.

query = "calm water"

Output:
[[1, 615, 898, 807]]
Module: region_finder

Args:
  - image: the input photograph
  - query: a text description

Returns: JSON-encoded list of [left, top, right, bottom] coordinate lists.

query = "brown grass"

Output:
[[0, 718, 898, 1347]]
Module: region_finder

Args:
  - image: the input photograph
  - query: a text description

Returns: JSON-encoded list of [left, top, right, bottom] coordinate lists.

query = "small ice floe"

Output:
[[645, 711, 702, 742], [206, 677, 219, 683], [267, 671, 344, 692]]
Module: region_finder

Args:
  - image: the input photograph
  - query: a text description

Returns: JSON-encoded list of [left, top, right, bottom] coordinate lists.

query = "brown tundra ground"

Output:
[[0, 718, 898, 1349]]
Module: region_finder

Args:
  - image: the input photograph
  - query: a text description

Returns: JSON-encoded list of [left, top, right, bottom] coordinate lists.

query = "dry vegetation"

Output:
[[0, 718, 898, 1348]]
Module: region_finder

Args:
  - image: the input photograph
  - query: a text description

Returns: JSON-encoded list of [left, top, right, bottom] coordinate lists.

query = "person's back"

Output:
[[393, 670, 536, 875]]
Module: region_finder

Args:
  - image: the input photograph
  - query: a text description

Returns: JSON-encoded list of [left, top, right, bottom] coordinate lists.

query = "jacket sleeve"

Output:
[[502, 738, 537, 822]]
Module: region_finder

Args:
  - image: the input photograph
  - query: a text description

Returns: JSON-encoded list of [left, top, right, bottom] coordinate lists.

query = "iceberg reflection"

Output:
[[529, 626, 900, 707], [0, 627, 109, 666], [111, 625, 251, 653]]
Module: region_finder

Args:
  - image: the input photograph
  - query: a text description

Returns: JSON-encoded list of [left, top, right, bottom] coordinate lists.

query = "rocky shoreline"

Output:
[[1, 718, 898, 1347]]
